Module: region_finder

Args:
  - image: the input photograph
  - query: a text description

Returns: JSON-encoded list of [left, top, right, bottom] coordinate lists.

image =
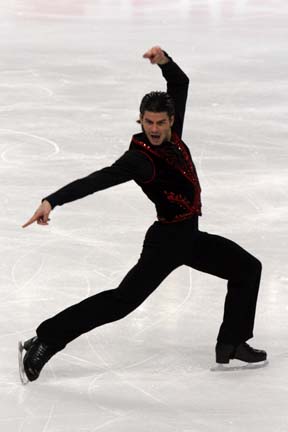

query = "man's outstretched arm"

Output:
[[22, 149, 154, 228]]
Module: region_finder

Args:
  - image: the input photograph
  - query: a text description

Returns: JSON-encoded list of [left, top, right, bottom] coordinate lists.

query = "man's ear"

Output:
[[170, 115, 175, 127]]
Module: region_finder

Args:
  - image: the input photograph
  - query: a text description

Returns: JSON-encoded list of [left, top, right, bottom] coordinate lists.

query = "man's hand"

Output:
[[143, 46, 169, 65], [22, 200, 52, 228]]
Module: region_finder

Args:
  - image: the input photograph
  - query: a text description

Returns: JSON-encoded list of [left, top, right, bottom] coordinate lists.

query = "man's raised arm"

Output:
[[143, 46, 189, 138]]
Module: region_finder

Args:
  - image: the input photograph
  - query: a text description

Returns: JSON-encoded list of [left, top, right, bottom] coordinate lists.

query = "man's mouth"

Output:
[[150, 134, 161, 140]]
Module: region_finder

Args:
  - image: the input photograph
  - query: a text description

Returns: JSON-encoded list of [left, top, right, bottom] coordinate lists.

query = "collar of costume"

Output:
[[131, 132, 199, 185]]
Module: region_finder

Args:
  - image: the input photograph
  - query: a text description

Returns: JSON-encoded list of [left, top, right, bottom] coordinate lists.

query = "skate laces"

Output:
[[30, 341, 55, 366], [242, 343, 256, 353]]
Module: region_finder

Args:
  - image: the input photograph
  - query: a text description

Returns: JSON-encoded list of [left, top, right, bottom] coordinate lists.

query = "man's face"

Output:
[[140, 111, 174, 146]]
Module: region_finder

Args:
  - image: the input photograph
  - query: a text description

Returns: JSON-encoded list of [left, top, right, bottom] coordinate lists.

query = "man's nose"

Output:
[[151, 124, 158, 132]]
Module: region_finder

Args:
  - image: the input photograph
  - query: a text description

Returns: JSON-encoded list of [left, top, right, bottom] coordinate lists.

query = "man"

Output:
[[21, 46, 267, 383]]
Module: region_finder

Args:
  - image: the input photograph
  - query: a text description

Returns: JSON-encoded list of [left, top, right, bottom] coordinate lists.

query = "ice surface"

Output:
[[1, 0, 288, 431]]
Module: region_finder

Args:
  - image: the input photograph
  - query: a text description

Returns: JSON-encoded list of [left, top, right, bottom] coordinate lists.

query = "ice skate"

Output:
[[211, 342, 268, 372], [18, 337, 58, 384]]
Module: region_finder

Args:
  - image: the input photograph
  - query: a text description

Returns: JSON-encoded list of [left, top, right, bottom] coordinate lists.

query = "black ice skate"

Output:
[[211, 342, 268, 372], [18, 337, 58, 384]]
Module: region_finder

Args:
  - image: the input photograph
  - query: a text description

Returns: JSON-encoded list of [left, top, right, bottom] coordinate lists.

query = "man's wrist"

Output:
[[42, 198, 54, 209], [158, 56, 170, 65], [158, 51, 172, 66]]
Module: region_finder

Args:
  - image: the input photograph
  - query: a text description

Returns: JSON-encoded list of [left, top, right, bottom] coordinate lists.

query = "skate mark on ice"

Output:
[[83, 272, 93, 299], [50, 228, 115, 283], [86, 335, 167, 406], [41, 403, 55, 432], [134, 267, 193, 337], [92, 414, 132, 432], [4, 252, 45, 302], [0, 129, 60, 163], [61, 352, 104, 367], [12, 254, 45, 289], [0, 83, 54, 97], [121, 353, 160, 371]]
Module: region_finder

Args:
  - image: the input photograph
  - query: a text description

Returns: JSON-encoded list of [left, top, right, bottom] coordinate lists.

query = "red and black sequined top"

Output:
[[129, 132, 201, 223]]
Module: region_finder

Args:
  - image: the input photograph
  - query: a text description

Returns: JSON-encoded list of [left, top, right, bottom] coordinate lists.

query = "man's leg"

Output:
[[183, 231, 266, 363], [37, 247, 180, 348], [23, 222, 182, 380]]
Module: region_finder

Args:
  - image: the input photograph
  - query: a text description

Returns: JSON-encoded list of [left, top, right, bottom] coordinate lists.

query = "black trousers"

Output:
[[37, 217, 262, 350]]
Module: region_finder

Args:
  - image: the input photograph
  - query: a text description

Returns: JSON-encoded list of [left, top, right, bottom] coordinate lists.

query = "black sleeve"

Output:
[[158, 54, 189, 138], [43, 150, 154, 209]]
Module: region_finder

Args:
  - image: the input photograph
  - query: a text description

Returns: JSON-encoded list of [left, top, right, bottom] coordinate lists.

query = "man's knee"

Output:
[[243, 255, 262, 281], [250, 256, 262, 275], [111, 287, 143, 318], [255, 257, 262, 273]]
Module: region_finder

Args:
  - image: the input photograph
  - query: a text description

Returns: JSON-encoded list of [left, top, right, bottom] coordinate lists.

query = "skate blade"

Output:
[[211, 359, 269, 372], [18, 341, 29, 385]]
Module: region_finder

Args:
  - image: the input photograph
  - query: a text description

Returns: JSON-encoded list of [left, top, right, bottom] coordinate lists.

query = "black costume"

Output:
[[36, 55, 262, 352]]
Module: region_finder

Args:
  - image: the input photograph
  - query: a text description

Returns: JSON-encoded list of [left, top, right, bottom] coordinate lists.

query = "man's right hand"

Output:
[[22, 200, 52, 228]]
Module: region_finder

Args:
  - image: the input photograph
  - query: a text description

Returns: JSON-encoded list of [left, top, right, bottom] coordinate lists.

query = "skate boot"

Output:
[[214, 342, 267, 370], [19, 336, 58, 383], [216, 342, 267, 364]]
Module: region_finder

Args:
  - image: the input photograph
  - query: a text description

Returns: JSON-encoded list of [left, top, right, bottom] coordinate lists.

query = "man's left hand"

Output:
[[143, 46, 169, 65]]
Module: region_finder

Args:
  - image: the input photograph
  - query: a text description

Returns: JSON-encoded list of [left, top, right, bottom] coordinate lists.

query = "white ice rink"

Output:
[[1, 0, 288, 430]]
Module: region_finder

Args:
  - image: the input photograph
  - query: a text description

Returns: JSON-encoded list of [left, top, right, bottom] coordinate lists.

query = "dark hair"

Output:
[[139, 91, 175, 118]]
